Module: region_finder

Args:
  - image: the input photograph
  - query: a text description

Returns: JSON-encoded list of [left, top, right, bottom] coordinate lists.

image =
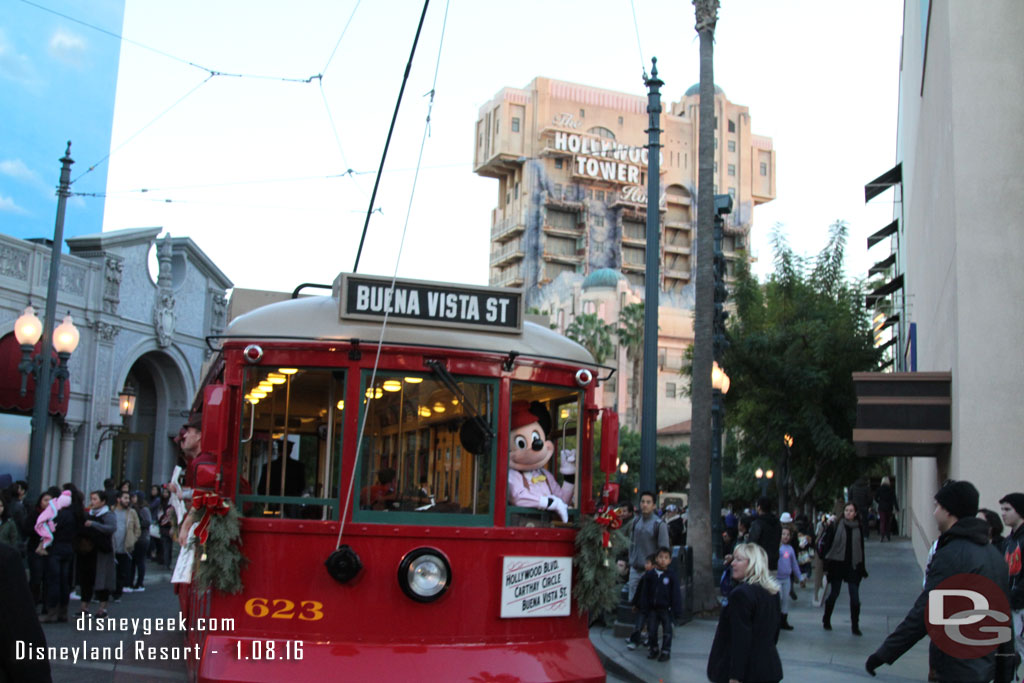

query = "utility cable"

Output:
[[351, 0, 431, 274], [337, 0, 450, 549], [322, 0, 362, 76], [630, 0, 649, 81], [71, 73, 214, 184]]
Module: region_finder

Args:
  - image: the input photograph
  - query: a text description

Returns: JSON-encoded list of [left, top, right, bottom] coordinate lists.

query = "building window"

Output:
[[728, 187, 736, 200], [727, 164, 736, 176], [728, 119, 735, 133], [658, 347, 667, 368], [713, 184, 718, 194], [506, 192, 510, 206], [618, 116, 624, 125], [514, 182, 519, 200], [495, 119, 499, 134], [579, 108, 585, 118], [714, 137, 718, 149], [553, 183, 562, 197], [586, 188, 594, 200], [665, 382, 676, 399], [511, 117, 520, 133], [594, 215, 605, 227], [714, 161, 718, 173], [728, 139, 736, 152], [760, 162, 768, 176], [555, 158, 563, 169], [596, 190, 605, 201]]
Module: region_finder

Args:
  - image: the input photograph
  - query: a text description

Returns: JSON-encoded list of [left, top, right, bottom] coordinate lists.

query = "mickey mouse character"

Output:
[[507, 400, 576, 522]]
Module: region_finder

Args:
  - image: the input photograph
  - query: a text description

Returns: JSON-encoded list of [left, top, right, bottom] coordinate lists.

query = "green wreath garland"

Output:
[[195, 502, 248, 594], [572, 510, 627, 617]]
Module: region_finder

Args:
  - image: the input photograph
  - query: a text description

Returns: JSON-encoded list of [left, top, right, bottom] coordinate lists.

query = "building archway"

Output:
[[113, 349, 192, 490]]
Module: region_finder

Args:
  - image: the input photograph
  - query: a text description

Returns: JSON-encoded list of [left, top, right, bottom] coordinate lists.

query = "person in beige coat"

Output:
[[112, 491, 140, 600]]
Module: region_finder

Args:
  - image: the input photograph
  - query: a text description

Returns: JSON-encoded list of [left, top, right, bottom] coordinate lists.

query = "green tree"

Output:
[[565, 313, 614, 364], [616, 302, 645, 430], [615, 428, 690, 496], [690, 0, 721, 613], [723, 221, 882, 514]]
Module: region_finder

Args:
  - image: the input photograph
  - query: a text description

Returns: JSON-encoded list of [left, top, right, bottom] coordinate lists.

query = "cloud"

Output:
[[48, 29, 88, 68], [0, 29, 40, 87], [0, 159, 42, 184], [0, 195, 29, 215]]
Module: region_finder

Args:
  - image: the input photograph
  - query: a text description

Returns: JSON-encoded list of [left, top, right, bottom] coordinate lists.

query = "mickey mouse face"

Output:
[[508, 421, 554, 472]]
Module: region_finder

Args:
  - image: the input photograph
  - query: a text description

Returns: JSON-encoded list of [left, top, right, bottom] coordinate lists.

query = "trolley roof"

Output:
[[224, 295, 597, 366]]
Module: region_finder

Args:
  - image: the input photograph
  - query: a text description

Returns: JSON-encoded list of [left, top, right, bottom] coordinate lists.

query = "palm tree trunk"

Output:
[[690, 0, 720, 613]]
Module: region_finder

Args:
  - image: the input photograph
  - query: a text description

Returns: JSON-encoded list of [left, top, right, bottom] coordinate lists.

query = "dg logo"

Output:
[[925, 573, 1012, 658]]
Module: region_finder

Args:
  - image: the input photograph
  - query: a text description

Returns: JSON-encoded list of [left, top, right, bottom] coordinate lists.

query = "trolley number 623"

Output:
[[244, 598, 324, 621]]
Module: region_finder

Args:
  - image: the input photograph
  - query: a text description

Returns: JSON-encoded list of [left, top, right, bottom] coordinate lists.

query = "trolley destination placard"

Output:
[[500, 556, 572, 618], [338, 273, 522, 333]]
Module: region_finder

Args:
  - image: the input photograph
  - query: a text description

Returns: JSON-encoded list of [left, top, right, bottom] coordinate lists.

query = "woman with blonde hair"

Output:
[[707, 543, 784, 683]]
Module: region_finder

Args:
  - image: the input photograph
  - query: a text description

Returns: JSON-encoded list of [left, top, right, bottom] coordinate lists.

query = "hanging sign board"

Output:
[[500, 556, 572, 618], [337, 273, 522, 334]]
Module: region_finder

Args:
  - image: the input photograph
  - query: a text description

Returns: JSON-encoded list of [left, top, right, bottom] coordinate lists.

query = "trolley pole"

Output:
[[27, 142, 74, 498], [639, 59, 663, 497]]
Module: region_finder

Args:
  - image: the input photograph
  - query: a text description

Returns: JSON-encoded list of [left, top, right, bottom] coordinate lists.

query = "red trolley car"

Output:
[[177, 273, 616, 682]]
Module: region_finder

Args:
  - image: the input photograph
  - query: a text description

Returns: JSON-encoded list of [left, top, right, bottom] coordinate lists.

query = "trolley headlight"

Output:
[[398, 548, 451, 602]]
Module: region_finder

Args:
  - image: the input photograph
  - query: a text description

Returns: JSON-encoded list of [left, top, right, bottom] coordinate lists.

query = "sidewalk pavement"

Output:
[[591, 537, 931, 683], [40, 564, 187, 682]]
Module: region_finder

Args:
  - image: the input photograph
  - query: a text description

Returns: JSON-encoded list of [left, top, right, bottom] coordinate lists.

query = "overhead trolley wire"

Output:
[[337, 0, 451, 550], [630, 0, 649, 81], [351, 0, 432, 274], [19, 0, 342, 184]]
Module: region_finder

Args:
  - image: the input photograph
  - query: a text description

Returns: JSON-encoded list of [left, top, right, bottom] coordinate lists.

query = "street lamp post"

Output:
[[21, 143, 78, 497], [710, 361, 730, 578], [754, 467, 774, 498]]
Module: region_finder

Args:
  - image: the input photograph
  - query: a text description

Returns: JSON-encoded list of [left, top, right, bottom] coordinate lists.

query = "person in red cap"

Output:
[[506, 401, 575, 522]]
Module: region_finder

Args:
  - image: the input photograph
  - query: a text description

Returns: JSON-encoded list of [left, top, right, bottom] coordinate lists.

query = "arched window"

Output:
[[587, 126, 616, 141]]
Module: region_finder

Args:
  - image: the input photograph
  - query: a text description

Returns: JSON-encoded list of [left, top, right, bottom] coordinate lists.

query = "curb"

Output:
[[595, 648, 648, 683]]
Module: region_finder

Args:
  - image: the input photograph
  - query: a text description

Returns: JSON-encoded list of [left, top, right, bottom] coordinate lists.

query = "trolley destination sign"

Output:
[[500, 556, 572, 618], [338, 273, 522, 333]]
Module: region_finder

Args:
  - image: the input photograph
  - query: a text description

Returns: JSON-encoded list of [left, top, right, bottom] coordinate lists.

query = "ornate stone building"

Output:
[[0, 227, 231, 495]]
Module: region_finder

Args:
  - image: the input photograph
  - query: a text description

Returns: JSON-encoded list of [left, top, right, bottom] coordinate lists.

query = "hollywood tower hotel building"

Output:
[[475, 77, 775, 308]]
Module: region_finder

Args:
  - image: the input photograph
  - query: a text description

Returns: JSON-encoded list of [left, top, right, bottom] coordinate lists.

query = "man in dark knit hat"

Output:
[[866, 480, 1013, 681], [1000, 491, 1024, 674]]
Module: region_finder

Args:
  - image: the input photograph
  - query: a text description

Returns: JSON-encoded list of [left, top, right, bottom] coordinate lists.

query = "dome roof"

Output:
[[684, 83, 724, 97], [582, 268, 626, 289]]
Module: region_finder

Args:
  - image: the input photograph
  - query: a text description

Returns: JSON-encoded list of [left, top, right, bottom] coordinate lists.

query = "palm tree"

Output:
[[690, 0, 721, 613], [616, 302, 645, 430], [565, 313, 614, 365]]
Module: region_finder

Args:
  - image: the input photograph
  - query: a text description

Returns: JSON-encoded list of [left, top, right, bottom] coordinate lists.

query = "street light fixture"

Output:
[[755, 467, 774, 497], [710, 361, 731, 578], [94, 385, 138, 459], [14, 307, 80, 400]]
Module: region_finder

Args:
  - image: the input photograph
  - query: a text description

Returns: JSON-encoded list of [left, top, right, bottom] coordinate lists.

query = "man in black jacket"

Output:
[[748, 496, 782, 570], [1000, 492, 1024, 676], [866, 480, 1013, 681], [0, 541, 52, 682]]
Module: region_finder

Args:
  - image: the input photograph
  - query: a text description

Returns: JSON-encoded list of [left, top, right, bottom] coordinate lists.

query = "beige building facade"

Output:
[[474, 77, 774, 432], [866, 0, 1024, 566], [475, 77, 775, 304]]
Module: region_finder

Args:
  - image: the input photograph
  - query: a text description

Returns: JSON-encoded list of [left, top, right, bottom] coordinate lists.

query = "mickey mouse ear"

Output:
[[459, 418, 491, 455]]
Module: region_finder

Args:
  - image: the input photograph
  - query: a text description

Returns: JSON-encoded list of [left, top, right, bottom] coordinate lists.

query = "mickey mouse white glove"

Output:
[[544, 495, 569, 523], [559, 449, 577, 477]]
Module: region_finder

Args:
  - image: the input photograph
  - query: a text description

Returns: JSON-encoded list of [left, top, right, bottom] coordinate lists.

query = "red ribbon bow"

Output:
[[595, 507, 622, 548], [192, 492, 230, 545]]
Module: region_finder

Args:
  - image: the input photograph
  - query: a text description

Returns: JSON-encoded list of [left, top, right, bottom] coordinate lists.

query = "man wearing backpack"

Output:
[[626, 491, 670, 650]]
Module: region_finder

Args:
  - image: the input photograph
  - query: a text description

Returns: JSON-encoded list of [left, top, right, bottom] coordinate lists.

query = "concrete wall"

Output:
[[897, 0, 1024, 566]]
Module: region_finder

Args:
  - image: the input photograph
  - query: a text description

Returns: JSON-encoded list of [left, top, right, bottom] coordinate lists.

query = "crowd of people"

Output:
[[605, 477, 1023, 682], [0, 477, 180, 621]]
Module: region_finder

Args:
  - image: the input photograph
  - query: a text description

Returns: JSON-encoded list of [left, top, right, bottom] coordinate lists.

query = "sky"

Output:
[[9, 0, 904, 293], [0, 0, 124, 241]]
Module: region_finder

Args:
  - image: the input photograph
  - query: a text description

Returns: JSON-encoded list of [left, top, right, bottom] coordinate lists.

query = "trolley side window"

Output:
[[506, 383, 583, 527], [236, 368, 345, 520], [354, 372, 495, 525]]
